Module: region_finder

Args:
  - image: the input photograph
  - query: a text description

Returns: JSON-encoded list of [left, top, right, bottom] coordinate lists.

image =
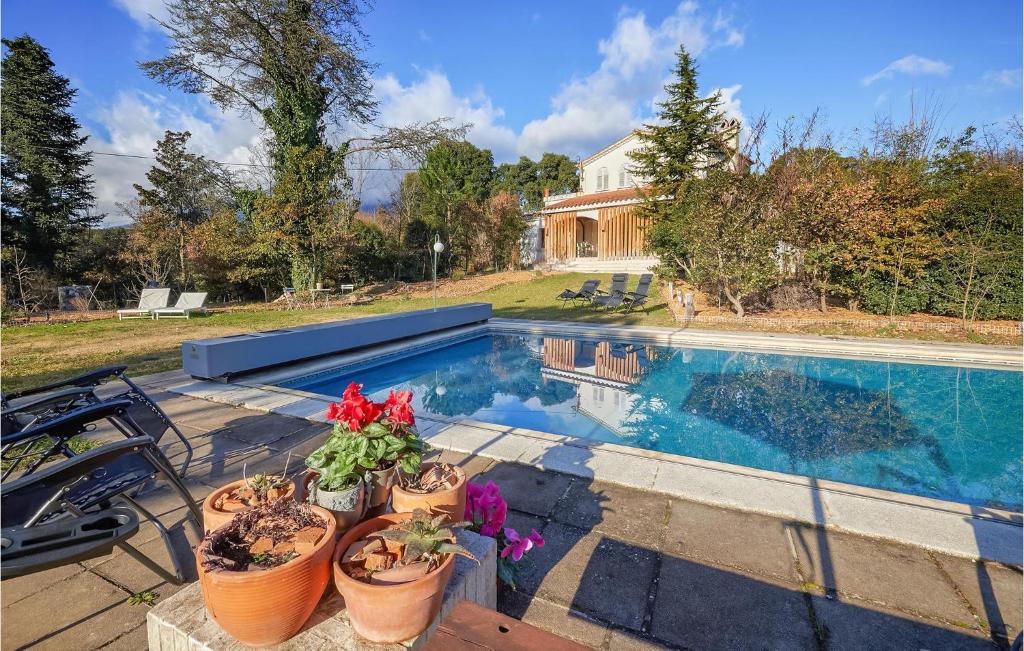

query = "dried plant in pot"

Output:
[[392, 462, 467, 523], [321, 383, 424, 517], [196, 500, 336, 647], [333, 509, 477, 643], [201, 454, 296, 533]]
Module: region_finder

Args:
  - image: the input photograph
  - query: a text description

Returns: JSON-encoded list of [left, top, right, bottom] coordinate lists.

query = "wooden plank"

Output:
[[423, 601, 590, 651]]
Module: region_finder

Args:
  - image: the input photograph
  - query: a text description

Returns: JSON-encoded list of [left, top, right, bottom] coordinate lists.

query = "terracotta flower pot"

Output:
[[302, 470, 367, 535], [201, 478, 296, 533], [391, 463, 467, 523], [364, 463, 398, 517], [333, 513, 457, 643], [197, 505, 337, 647]]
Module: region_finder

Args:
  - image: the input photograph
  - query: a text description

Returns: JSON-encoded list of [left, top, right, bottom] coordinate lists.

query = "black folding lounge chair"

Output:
[[1, 400, 203, 584], [556, 279, 601, 307], [592, 273, 630, 310], [1, 365, 193, 479], [621, 274, 654, 313]]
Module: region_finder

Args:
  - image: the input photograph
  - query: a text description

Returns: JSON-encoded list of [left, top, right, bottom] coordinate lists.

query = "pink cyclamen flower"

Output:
[[465, 481, 507, 537], [500, 527, 544, 562]]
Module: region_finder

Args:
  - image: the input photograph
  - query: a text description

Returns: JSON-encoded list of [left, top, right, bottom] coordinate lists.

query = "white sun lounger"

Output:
[[152, 292, 208, 320], [117, 288, 171, 320]]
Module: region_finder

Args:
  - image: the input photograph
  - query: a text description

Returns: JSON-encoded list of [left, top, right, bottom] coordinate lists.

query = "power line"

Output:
[[19, 144, 418, 171]]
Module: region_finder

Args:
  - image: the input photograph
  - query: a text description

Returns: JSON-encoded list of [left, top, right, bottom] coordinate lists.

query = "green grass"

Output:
[[1, 273, 672, 392], [0, 435, 101, 473]]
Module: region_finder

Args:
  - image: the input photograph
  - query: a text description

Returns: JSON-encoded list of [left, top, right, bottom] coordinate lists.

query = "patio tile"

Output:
[[154, 396, 249, 432], [516, 520, 657, 631], [267, 422, 333, 454], [90, 524, 201, 594], [503, 508, 547, 539], [789, 526, 978, 626], [131, 369, 190, 390], [936, 556, 1023, 644], [99, 622, 151, 651], [210, 412, 310, 447], [0, 563, 85, 607], [475, 462, 573, 518], [0, 570, 138, 650], [271, 397, 331, 421], [498, 590, 610, 648], [431, 449, 498, 479], [811, 595, 996, 651], [665, 498, 799, 582], [607, 629, 674, 650], [651, 555, 818, 651], [552, 478, 670, 547]]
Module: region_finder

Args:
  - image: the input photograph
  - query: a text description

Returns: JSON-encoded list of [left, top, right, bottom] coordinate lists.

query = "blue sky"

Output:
[[3, 0, 1021, 224]]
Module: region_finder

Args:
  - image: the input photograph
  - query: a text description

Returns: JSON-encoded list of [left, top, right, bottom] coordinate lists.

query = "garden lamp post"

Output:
[[431, 234, 444, 311]]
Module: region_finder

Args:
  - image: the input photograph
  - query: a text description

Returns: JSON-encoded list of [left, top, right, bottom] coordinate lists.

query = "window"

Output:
[[596, 167, 608, 191]]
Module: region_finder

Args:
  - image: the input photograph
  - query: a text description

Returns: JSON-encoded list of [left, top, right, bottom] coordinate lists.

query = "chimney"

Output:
[[543, 187, 549, 198]]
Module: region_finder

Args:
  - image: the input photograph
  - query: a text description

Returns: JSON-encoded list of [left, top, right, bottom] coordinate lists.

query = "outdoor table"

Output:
[[309, 288, 333, 308]]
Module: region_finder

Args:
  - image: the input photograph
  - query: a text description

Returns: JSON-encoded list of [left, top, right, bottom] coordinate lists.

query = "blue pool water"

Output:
[[281, 333, 1024, 510]]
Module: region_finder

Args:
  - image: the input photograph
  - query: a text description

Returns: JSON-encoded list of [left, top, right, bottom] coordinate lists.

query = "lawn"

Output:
[[1, 273, 673, 392]]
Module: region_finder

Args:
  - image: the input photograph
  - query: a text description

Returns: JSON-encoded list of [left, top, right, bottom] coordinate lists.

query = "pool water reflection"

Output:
[[281, 333, 1023, 510]]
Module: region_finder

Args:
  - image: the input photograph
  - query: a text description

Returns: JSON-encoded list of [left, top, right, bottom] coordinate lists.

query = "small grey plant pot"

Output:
[[304, 471, 366, 535], [364, 464, 398, 517]]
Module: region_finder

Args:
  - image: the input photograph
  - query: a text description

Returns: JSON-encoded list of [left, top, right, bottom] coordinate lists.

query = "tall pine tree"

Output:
[[628, 45, 737, 281], [1, 35, 97, 276], [629, 45, 732, 195]]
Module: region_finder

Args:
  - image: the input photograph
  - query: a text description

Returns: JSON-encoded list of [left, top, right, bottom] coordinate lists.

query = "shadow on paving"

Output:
[[478, 452, 1005, 650]]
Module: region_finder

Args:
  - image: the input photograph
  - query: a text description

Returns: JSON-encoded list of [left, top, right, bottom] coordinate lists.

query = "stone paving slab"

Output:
[[664, 498, 799, 583], [789, 525, 979, 626], [651, 556, 819, 651]]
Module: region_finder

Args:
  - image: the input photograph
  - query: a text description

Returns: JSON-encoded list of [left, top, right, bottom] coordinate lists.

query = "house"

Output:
[[527, 119, 741, 272]]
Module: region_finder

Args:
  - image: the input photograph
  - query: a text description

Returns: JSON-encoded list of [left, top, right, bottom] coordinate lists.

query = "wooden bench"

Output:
[[423, 601, 589, 651]]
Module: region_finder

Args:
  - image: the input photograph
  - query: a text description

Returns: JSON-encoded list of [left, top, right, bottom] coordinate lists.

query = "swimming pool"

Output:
[[280, 332, 1023, 510]]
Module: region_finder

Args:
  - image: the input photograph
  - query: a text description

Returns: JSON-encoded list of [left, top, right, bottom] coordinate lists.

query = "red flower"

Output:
[[326, 382, 386, 431], [384, 389, 415, 428]]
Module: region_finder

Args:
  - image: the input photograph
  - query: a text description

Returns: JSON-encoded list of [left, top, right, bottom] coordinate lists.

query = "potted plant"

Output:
[[464, 480, 544, 589], [333, 509, 476, 643], [320, 383, 423, 516], [303, 435, 367, 533], [391, 462, 467, 523], [196, 500, 336, 647], [201, 455, 296, 533]]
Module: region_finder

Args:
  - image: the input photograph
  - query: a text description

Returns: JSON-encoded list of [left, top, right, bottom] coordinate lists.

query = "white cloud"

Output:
[[862, 54, 951, 86], [979, 68, 1021, 90], [375, 70, 517, 161], [517, 1, 744, 159], [111, 0, 169, 30], [86, 91, 263, 226]]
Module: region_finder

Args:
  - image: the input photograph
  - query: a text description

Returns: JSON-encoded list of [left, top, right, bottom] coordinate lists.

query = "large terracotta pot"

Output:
[[333, 513, 456, 643], [201, 478, 296, 533], [364, 463, 398, 517], [302, 470, 367, 534], [197, 505, 337, 647], [391, 463, 467, 523]]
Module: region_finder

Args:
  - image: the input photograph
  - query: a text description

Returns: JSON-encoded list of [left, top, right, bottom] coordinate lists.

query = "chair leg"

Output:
[[141, 447, 204, 536], [115, 538, 185, 586]]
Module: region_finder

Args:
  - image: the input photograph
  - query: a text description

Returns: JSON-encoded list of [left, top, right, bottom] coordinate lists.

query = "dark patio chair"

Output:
[[1, 366, 193, 479], [556, 279, 601, 307], [621, 274, 654, 313], [1, 400, 203, 584], [592, 273, 630, 310]]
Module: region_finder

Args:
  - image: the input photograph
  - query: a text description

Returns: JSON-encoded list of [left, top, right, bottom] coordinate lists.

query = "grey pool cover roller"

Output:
[[181, 303, 492, 380]]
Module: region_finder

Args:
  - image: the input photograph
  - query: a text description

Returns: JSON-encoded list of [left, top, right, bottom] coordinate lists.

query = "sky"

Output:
[[3, 0, 1021, 225]]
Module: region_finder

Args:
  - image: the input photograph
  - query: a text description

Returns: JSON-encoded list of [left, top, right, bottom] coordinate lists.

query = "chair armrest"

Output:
[[3, 366, 127, 402]]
